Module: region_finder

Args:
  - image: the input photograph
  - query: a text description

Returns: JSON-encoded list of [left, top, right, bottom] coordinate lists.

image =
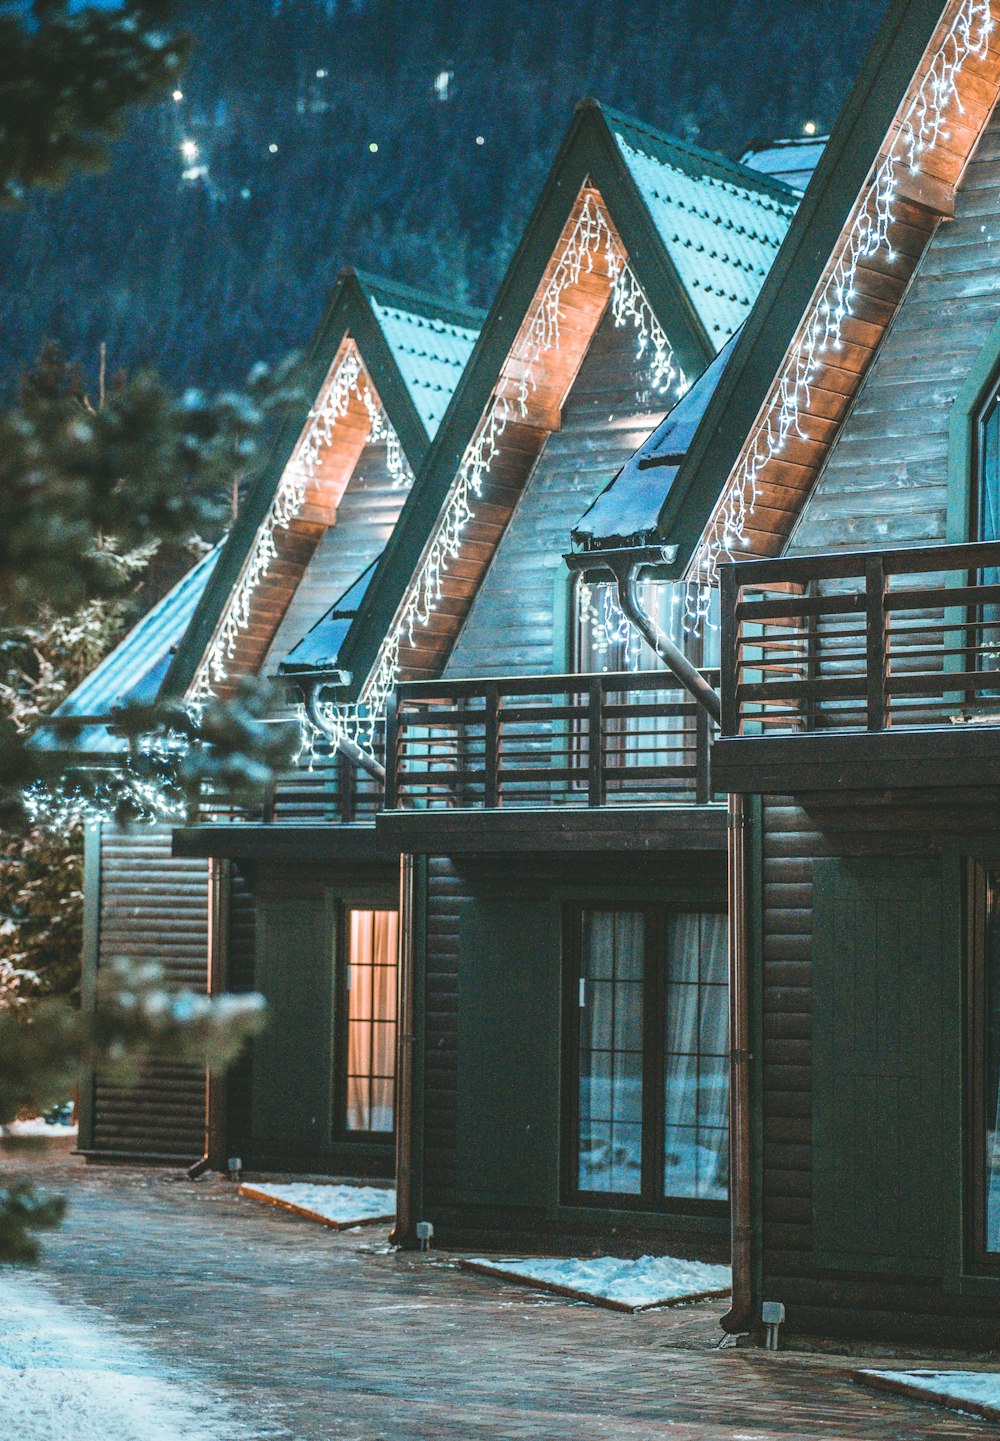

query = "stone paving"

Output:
[[0, 1140, 991, 1440]]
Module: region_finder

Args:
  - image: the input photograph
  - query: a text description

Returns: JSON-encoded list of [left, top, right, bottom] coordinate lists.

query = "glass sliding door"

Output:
[[343, 908, 398, 1136], [971, 865, 1000, 1268], [576, 910, 646, 1195], [568, 904, 728, 1210]]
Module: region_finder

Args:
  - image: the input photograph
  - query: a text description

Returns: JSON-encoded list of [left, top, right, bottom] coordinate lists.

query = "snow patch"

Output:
[[858, 1369, 1000, 1423], [461, 1253, 732, 1311], [2, 1117, 78, 1138], [0, 1272, 239, 1440], [239, 1180, 395, 1228]]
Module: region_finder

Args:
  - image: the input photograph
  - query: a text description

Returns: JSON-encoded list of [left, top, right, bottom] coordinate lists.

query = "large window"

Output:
[[342, 908, 398, 1136], [567, 905, 728, 1209], [976, 391, 1000, 676], [969, 865, 1000, 1269], [573, 577, 720, 675]]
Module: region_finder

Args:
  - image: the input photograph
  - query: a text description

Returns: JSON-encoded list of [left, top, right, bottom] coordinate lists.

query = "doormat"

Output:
[[239, 1181, 395, 1230], [460, 1254, 731, 1313], [855, 1369, 1000, 1426]]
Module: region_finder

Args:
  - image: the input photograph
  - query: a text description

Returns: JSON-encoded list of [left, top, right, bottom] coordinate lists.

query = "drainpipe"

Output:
[[303, 683, 386, 783], [612, 559, 721, 725], [390, 852, 416, 1248], [721, 791, 753, 1334]]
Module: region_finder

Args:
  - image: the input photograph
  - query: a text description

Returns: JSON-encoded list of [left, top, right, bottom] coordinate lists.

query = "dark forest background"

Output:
[[0, 0, 888, 399]]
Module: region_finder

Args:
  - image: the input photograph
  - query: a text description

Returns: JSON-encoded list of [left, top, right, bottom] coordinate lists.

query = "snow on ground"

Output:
[[858, 1369, 1000, 1423], [2, 1118, 78, 1138], [239, 1180, 396, 1228], [461, 1254, 732, 1311], [0, 1271, 240, 1441]]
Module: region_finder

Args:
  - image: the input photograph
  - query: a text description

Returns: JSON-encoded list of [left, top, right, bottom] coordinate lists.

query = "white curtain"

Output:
[[577, 910, 644, 1195], [663, 912, 729, 1201]]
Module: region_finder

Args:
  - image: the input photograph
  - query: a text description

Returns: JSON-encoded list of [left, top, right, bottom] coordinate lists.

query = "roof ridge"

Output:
[[598, 102, 802, 207], [348, 267, 485, 331]]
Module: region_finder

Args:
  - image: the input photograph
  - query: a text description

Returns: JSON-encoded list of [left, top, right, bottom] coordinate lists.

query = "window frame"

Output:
[[561, 900, 728, 1216], [332, 899, 399, 1147]]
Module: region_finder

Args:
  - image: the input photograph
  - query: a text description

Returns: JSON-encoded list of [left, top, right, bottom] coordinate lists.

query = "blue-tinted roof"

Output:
[[572, 330, 742, 548], [34, 545, 220, 754], [370, 298, 480, 439], [740, 135, 828, 193], [278, 556, 380, 676], [608, 111, 800, 348]]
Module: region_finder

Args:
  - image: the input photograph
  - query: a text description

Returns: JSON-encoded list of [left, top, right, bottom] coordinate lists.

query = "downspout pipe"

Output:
[[614, 560, 721, 725], [303, 682, 386, 784]]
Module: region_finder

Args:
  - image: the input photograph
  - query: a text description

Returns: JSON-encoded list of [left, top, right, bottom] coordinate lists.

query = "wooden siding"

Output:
[[262, 436, 407, 674], [759, 792, 1000, 1344], [90, 826, 208, 1161], [421, 851, 728, 1252], [700, 5, 1000, 566], [790, 102, 1000, 555], [445, 306, 668, 677]]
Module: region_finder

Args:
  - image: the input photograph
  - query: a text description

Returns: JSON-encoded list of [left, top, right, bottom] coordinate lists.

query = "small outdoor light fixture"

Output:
[[228, 1155, 243, 1183], [415, 1221, 434, 1251], [761, 1300, 785, 1351]]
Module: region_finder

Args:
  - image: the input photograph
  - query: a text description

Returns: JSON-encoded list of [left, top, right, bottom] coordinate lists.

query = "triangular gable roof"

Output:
[[332, 99, 799, 709], [33, 544, 221, 758], [161, 269, 482, 701], [637, 0, 1000, 593]]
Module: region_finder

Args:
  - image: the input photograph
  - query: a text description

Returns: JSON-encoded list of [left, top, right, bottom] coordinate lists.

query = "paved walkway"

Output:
[[0, 1142, 989, 1440]]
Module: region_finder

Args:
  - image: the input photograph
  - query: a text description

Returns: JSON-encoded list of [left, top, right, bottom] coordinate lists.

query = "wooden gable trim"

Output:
[[681, 0, 1000, 579], [186, 340, 387, 699]]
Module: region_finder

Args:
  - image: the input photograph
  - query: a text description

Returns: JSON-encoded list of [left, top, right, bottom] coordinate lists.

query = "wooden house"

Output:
[[60, 271, 481, 1171], [339, 101, 802, 1252], [620, 0, 1000, 1345]]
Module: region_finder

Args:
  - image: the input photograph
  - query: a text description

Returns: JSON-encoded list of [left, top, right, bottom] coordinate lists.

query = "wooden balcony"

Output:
[[715, 539, 1000, 793], [383, 668, 719, 820]]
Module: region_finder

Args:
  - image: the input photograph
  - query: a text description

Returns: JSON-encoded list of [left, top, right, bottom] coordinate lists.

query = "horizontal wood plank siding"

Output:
[[790, 108, 1000, 556], [446, 307, 668, 677], [263, 437, 406, 673], [421, 850, 728, 1252], [224, 861, 257, 1159], [91, 826, 209, 1161], [759, 792, 1000, 1344]]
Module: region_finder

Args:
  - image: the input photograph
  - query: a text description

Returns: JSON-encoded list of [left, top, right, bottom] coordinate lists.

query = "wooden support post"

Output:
[[383, 689, 399, 810], [865, 555, 888, 732], [720, 564, 739, 736], [484, 683, 500, 808], [695, 702, 711, 805], [588, 678, 605, 808]]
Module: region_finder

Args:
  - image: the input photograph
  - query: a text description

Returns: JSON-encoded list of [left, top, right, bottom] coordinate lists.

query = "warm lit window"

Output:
[[344, 909, 398, 1135], [567, 906, 728, 1209]]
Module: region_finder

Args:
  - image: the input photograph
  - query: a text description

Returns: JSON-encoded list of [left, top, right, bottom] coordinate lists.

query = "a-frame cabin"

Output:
[[336, 100, 802, 1252], [65, 271, 481, 1171], [614, 0, 1000, 1345]]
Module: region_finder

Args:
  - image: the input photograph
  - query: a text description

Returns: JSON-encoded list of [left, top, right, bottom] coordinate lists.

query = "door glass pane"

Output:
[[577, 910, 644, 1194], [985, 874, 1000, 1253], [345, 909, 398, 1134], [663, 912, 729, 1201]]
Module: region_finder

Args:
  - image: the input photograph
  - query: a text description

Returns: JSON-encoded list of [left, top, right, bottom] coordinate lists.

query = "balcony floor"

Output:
[[712, 723, 1000, 795], [375, 804, 727, 856]]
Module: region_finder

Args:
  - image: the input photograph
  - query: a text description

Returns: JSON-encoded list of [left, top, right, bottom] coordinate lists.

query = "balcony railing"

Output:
[[719, 540, 1000, 736], [199, 721, 385, 825], [384, 669, 719, 811]]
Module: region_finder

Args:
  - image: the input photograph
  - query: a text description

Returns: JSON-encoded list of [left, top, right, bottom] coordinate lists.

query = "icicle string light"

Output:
[[192, 345, 411, 701], [686, 0, 994, 629], [317, 191, 685, 758]]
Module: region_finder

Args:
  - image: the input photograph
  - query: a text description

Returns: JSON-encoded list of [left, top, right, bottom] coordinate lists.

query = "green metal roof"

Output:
[[161, 269, 483, 700], [608, 110, 799, 347]]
